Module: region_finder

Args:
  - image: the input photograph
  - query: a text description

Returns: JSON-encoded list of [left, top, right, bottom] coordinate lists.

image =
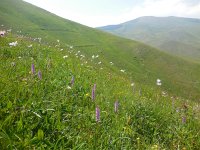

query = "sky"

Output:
[[23, 0, 200, 27]]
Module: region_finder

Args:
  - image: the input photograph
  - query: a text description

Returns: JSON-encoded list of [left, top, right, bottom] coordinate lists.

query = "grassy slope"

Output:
[[1, 1, 200, 100], [98, 16, 200, 62], [0, 32, 200, 149]]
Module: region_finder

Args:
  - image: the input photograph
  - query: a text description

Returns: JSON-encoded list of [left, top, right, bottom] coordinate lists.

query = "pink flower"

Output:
[[38, 70, 42, 80], [31, 64, 35, 74], [96, 107, 100, 122], [114, 101, 119, 113]]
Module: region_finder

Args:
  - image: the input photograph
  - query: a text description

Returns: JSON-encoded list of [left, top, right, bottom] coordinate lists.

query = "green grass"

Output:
[[1, 0, 200, 100], [0, 0, 200, 149], [0, 33, 200, 149]]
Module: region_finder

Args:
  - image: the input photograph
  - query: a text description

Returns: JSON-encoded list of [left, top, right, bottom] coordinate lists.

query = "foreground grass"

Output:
[[0, 34, 200, 149]]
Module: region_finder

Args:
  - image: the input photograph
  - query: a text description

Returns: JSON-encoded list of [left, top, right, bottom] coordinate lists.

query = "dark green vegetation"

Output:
[[98, 16, 200, 62], [0, 0, 200, 149]]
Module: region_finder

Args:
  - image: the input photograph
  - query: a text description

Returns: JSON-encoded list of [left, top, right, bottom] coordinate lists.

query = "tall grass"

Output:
[[0, 34, 200, 149]]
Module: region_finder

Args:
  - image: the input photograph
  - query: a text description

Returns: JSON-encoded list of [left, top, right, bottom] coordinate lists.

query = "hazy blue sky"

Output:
[[23, 0, 200, 27]]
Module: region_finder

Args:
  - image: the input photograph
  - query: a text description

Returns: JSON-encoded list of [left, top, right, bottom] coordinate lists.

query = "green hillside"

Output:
[[1, 0, 200, 100], [1, 30, 199, 149], [98, 16, 200, 62], [1, 0, 200, 149]]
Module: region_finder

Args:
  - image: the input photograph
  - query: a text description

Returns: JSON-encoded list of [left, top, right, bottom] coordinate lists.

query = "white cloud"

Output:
[[115, 0, 200, 25], [23, 0, 200, 27]]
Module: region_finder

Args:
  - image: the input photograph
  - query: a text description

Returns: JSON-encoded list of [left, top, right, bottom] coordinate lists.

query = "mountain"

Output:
[[1, 0, 200, 100], [98, 16, 200, 62]]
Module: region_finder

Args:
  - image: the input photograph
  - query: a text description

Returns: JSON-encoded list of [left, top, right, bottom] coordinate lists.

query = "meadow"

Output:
[[1, 33, 200, 149]]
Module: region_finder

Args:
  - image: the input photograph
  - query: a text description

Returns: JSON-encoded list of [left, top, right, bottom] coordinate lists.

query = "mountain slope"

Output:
[[1, 0, 200, 100], [98, 16, 200, 62]]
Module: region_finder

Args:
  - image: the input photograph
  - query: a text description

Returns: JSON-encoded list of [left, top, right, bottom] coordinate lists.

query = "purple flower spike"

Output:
[[31, 64, 35, 74], [93, 84, 96, 91], [182, 116, 186, 124], [96, 107, 100, 122], [38, 70, 42, 80], [92, 87, 95, 100], [114, 101, 119, 113], [71, 76, 74, 86]]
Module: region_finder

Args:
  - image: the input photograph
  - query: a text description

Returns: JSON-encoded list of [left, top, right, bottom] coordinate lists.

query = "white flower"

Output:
[[18, 56, 22, 59], [11, 62, 16, 66], [7, 29, 12, 32], [9, 41, 18, 46], [0, 30, 6, 36], [92, 55, 95, 59], [67, 86, 72, 90], [96, 55, 99, 58], [57, 40, 60, 42], [70, 46, 73, 49], [131, 83, 134, 86], [110, 62, 114, 65], [80, 55, 85, 57], [98, 61, 102, 64], [78, 51, 80, 53], [120, 69, 125, 73], [157, 79, 162, 86], [60, 49, 63, 51], [28, 44, 32, 48], [63, 55, 68, 59]]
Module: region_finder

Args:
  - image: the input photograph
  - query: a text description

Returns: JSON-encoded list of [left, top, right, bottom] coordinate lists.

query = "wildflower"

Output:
[[63, 55, 68, 59], [85, 93, 89, 97], [182, 116, 186, 124], [78, 51, 80, 53], [71, 76, 74, 86], [67, 86, 72, 90], [11, 62, 16, 67], [131, 83, 134, 86], [96, 106, 100, 122], [28, 44, 32, 48], [92, 87, 95, 100], [110, 62, 113, 65], [92, 55, 95, 59], [9, 41, 18, 46], [31, 64, 35, 74], [0, 30, 6, 37], [38, 70, 42, 80], [156, 79, 161, 86], [114, 101, 119, 113], [120, 69, 125, 73], [98, 61, 102, 64], [96, 55, 99, 58], [57, 40, 60, 42], [70, 46, 73, 49], [60, 49, 63, 51], [18, 56, 22, 59], [93, 84, 96, 91], [7, 29, 12, 32]]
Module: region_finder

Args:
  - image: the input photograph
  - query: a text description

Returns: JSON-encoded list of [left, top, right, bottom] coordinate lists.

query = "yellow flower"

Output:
[[85, 93, 89, 97]]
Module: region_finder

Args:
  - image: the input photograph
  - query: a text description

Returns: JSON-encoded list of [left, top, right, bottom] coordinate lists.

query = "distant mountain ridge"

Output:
[[98, 16, 200, 62]]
